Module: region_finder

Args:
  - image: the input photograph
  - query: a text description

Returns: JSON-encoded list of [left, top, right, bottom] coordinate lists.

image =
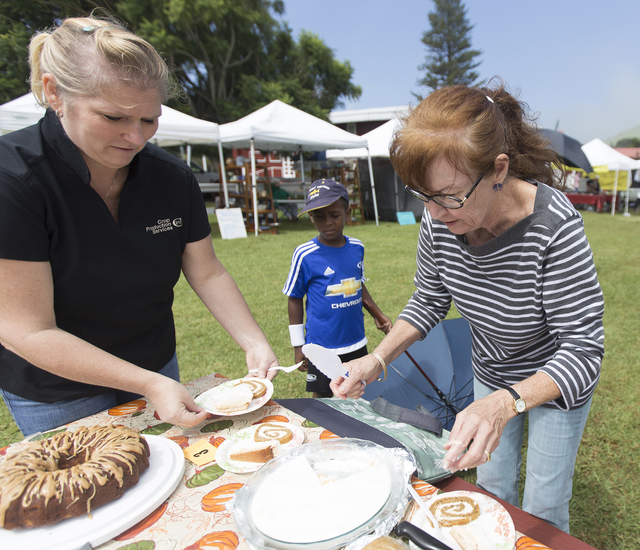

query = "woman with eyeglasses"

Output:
[[332, 82, 604, 533]]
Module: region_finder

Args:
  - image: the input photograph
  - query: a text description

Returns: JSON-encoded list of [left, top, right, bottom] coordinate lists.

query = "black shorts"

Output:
[[306, 345, 368, 394]]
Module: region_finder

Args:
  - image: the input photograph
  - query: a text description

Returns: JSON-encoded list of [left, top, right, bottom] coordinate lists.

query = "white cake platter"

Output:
[[0, 435, 185, 550]]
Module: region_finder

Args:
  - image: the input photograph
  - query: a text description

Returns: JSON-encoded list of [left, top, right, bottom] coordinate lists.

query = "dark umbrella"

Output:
[[540, 128, 593, 173], [362, 318, 474, 431]]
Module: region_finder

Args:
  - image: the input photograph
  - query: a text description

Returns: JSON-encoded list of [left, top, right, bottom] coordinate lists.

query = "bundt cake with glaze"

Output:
[[0, 424, 150, 530]]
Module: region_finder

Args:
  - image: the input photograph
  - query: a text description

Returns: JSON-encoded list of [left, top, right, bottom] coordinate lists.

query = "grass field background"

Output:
[[1, 209, 638, 549]]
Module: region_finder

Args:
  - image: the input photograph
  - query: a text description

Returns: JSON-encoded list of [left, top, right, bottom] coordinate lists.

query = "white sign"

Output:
[[215, 208, 247, 240]]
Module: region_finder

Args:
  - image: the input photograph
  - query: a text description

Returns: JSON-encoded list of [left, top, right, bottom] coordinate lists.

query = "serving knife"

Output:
[[301, 344, 350, 380], [394, 521, 455, 550]]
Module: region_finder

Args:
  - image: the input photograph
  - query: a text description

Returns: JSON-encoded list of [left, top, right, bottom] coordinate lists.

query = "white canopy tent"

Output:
[[0, 94, 44, 133], [325, 117, 401, 160], [582, 138, 640, 215], [219, 100, 379, 234], [326, 118, 407, 217]]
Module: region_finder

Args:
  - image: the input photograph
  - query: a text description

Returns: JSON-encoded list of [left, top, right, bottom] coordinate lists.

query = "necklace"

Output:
[[103, 169, 121, 201]]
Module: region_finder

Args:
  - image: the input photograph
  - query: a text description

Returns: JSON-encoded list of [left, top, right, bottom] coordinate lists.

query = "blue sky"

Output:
[[280, 0, 640, 144]]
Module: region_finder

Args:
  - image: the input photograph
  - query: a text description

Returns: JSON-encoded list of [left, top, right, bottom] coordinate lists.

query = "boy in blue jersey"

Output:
[[283, 179, 392, 397]]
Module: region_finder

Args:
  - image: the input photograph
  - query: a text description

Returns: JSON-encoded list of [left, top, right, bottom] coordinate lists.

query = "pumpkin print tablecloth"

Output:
[[1, 374, 553, 550]]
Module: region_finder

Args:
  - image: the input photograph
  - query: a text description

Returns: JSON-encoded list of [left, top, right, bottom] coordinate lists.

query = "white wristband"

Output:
[[289, 324, 305, 347]]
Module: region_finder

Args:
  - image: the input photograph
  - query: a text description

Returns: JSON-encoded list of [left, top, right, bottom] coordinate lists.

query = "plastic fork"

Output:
[[407, 484, 446, 541], [248, 361, 304, 374]]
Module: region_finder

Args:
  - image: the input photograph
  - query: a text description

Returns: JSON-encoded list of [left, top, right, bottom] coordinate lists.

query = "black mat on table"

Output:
[[276, 398, 403, 450]]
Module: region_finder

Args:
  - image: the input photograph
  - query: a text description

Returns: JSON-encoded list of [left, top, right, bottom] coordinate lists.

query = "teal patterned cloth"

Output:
[[319, 397, 452, 483]]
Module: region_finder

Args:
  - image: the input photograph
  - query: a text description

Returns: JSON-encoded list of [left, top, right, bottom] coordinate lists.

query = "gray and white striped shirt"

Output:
[[398, 183, 604, 410]]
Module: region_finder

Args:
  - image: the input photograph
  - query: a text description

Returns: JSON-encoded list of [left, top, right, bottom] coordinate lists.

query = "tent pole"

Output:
[[393, 170, 400, 214], [299, 146, 305, 185], [250, 139, 259, 236], [367, 149, 379, 226], [624, 170, 631, 217], [611, 169, 619, 216], [186, 144, 191, 167], [218, 141, 229, 208]]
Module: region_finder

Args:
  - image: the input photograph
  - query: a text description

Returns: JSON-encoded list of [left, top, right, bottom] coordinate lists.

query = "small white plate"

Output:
[[195, 378, 274, 416], [407, 490, 516, 550], [217, 421, 305, 474]]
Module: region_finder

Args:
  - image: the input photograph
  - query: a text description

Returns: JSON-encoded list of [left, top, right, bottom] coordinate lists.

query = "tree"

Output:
[[414, 0, 482, 98], [0, 0, 361, 123], [614, 138, 640, 148], [0, 1, 120, 104], [119, 0, 361, 122], [230, 29, 361, 121]]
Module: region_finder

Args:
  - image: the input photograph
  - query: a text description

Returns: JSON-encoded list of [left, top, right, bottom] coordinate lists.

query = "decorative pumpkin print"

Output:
[[201, 419, 233, 433], [411, 475, 439, 497], [184, 530, 239, 550], [254, 415, 289, 424], [141, 422, 173, 436], [114, 502, 168, 540], [202, 482, 244, 512], [516, 536, 550, 549], [115, 542, 155, 550], [208, 436, 226, 448], [168, 435, 190, 449], [108, 399, 146, 416], [319, 429, 340, 440], [186, 464, 226, 489]]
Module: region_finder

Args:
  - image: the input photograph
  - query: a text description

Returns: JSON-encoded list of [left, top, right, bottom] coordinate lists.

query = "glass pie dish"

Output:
[[233, 438, 415, 550]]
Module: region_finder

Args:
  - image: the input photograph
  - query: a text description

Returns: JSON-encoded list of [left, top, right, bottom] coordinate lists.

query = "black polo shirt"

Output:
[[0, 110, 211, 402]]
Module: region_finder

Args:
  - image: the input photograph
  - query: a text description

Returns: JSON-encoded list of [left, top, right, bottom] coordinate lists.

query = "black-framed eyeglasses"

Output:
[[405, 170, 488, 209]]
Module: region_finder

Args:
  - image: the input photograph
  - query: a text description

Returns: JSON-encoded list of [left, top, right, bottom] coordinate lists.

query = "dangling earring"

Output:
[[493, 183, 503, 191]]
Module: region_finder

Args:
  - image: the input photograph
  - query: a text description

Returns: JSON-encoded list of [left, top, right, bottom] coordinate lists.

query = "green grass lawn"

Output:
[[1, 210, 638, 549]]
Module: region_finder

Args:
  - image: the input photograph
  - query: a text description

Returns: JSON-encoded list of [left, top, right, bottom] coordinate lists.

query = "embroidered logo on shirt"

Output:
[[146, 218, 182, 234], [325, 277, 361, 298], [324, 266, 335, 276]]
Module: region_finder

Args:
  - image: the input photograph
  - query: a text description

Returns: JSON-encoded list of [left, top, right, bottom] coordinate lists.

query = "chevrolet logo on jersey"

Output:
[[325, 277, 361, 298]]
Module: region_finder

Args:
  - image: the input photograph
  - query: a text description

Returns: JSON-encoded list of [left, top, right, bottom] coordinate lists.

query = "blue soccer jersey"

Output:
[[283, 236, 367, 353]]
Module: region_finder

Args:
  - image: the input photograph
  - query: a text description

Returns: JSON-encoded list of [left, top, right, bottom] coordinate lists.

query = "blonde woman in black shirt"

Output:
[[0, 15, 278, 435]]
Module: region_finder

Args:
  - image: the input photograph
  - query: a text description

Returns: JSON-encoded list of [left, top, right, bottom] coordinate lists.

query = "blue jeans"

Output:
[[1, 353, 180, 437], [473, 378, 592, 534]]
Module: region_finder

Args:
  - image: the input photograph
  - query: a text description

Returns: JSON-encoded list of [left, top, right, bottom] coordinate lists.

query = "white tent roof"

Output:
[[329, 105, 409, 124], [0, 93, 220, 146], [218, 100, 368, 151], [582, 138, 639, 171], [326, 118, 401, 159]]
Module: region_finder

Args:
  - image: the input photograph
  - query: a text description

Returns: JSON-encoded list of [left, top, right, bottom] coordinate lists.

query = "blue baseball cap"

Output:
[[299, 179, 349, 216]]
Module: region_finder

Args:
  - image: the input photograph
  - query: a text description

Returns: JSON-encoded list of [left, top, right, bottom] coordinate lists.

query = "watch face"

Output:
[[515, 399, 526, 413]]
